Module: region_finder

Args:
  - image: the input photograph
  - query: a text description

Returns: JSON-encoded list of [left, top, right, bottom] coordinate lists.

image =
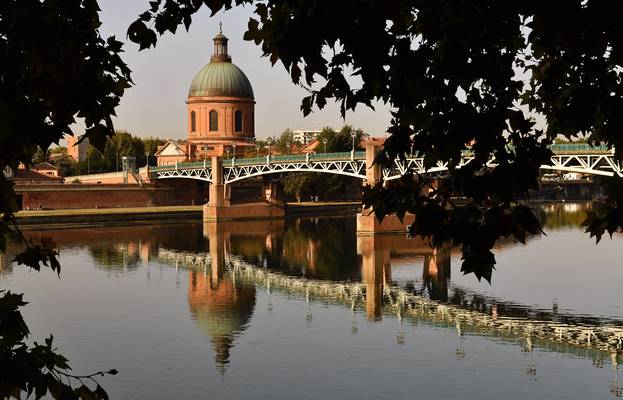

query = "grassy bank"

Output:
[[14, 205, 204, 227], [12, 202, 363, 227]]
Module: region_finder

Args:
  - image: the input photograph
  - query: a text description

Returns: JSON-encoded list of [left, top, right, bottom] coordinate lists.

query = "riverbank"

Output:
[[13, 202, 362, 227], [14, 205, 204, 228], [284, 201, 360, 216]]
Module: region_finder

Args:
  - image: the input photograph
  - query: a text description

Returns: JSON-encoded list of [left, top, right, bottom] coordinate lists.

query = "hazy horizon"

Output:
[[85, 0, 392, 142]]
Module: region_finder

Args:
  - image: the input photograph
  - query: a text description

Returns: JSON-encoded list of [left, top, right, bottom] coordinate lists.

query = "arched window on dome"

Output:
[[234, 110, 243, 132], [190, 111, 196, 132], [209, 110, 218, 131]]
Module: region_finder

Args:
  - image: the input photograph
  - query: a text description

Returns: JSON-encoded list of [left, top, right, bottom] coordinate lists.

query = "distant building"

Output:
[[154, 140, 191, 166], [66, 136, 89, 161], [32, 162, 60, 177], [300, 139, 321, 154], [293, 129, 322, 145], [8, 163, 62, 183]]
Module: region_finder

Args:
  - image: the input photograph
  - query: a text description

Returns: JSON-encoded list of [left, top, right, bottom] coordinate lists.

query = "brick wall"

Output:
[[15, 182, 206, 210]]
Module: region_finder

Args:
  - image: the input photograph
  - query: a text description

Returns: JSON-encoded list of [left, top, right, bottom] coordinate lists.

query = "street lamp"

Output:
[[322, 138, 327, 153], [351, 132, 356, 152], [256, 145, 260, 157], [226, 147, 230, 159], [232, 143, 237, 159], [267, 137, 273, 156]]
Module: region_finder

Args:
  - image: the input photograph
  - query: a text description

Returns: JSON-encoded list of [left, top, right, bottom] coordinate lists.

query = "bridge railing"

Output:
[[309, 151, 366, 161], [150, 161, 209, 172], [548, 143, 610, 153], [229, 151, 366, 166]]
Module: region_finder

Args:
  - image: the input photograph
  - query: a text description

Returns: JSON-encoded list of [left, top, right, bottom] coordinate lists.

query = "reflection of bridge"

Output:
[[151, 143, 620, 184], [155, 221, 623, 364]]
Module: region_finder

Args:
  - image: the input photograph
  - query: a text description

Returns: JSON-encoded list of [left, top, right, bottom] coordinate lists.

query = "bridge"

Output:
[[148, 142, 619, 223], [150, 143, 620, 184]]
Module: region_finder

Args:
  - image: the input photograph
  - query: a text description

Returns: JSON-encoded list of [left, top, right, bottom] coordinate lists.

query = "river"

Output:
[[2, 203, 622, 399]]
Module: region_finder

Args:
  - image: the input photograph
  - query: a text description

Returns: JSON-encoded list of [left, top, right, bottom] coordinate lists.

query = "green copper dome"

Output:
[[188, 28, 254, 99], [188, 62, 254, 99]]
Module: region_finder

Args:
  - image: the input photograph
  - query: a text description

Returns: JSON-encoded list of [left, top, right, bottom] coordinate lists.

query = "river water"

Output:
[[2, 203, 623, 399]]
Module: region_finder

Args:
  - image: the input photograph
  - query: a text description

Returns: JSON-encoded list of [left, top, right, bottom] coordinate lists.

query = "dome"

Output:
[[188, 28, 254, 99], [188, 62, 254, 99]]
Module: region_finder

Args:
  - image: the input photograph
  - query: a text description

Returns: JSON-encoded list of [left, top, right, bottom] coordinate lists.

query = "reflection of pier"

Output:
[[357, 235, 451, 320]]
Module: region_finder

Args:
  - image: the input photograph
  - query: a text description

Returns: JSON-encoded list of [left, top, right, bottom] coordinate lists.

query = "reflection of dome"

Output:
[[188, 271, 256, 371], [188, 62, 254, 99]]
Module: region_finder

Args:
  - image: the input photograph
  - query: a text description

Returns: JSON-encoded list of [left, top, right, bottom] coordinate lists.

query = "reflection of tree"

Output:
[[89, 245, 140, 273], [187, 271, 256, 372], [231, 217, 361, 281], [537, 202, 591, 230]]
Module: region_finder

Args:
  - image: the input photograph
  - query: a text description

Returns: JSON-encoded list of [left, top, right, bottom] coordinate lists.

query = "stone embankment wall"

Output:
[[15, 182, 205, 210], [13, 178, 265, 211]]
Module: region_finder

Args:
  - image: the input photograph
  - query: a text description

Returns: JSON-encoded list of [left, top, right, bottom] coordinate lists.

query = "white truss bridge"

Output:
[[150, 145, 621, 184]]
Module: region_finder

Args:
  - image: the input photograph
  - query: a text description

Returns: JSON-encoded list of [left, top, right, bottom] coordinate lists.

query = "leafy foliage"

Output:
[[583, 177, 623, 243], [1, 0, 131, 397], [130, 0, 623, 280], [0, 291, 117, 399], [273, 129, 296, 154]]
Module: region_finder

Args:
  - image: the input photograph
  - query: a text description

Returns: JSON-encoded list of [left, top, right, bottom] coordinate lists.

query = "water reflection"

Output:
[[3, 203, 623, 382], [188, 270, 255, 373]]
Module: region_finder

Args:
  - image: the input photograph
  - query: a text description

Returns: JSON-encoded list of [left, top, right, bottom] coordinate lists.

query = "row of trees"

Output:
[[33, 132, 165, 177], [241, 125, 367, 157], [279, 126, 367, 201]]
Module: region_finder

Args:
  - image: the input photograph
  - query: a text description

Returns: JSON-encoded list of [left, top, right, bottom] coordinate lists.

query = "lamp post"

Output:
[[226, 147, 230, 159], [267, 137, 273, 156], [232, 143, 237, 160], [256, 145, 260, 157], [322, 138, 327, 153], [351, 132, 357, 160]]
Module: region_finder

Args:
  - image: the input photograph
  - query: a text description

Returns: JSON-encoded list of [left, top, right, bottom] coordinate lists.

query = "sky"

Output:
[[96, 0, 393, 140]]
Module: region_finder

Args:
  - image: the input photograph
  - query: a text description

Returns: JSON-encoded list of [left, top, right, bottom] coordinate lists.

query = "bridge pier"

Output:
[[357, 141, 415, 234], [203, 157, 284, 221]]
